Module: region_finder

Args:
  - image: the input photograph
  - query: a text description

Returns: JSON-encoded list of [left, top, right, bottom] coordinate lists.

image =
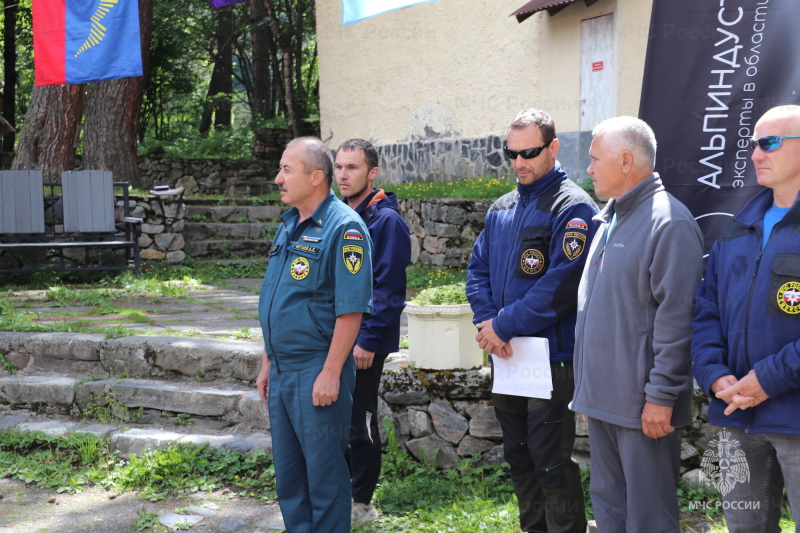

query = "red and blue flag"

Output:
[[33, 0, 143, 87]]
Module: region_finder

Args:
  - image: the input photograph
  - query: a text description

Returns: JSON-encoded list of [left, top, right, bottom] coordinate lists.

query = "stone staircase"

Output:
[[182, 199, 286, 263], [0, 333, 272, 457]]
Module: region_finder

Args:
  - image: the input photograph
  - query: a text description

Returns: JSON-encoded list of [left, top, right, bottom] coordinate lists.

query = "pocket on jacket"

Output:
[[515, 226, 551, 279], [286, 243, 325, 288], [768, 254, 800, 319]]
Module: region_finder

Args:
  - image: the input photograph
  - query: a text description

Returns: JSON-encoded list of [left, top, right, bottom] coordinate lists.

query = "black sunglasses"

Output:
[[749, 135, 800, 152], [503, 140, 553, 160]]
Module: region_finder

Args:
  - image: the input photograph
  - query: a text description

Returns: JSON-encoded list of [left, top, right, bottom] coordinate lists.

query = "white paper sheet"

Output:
[[491, 337, 553, 399]]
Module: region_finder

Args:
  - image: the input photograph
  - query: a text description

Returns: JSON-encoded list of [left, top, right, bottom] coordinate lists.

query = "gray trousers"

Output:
[[588, 417, 682, 533]]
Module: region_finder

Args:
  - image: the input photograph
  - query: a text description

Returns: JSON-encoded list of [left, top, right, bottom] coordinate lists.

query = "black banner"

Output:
[[639, 0, 800, 253]]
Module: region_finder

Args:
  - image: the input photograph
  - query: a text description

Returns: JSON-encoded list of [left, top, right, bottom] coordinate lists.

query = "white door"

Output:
[[580, 14, 615, 131]]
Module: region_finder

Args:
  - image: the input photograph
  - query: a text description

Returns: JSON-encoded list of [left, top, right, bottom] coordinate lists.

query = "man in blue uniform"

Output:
[[467, 108, 598, 533], [693, 105, 800, 532], [256, 137, 373, 533], [334, 138, 411, 524]]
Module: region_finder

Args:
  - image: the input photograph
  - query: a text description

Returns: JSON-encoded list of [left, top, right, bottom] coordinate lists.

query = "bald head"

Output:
[[757, 105, 800, 127]]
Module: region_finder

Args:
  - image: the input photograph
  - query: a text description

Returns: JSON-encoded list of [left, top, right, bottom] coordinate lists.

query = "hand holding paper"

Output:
[[491, 337, 552, 399]]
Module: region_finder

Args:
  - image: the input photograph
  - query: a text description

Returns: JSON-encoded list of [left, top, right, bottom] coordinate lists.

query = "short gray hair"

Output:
[[508, 108, 557, 143], [592, 116, 657, 173], [287, 137, 334, 187]]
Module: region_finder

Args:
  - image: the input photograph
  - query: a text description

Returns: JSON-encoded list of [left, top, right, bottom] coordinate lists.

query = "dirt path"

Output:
[[0, 478, 284, 532]]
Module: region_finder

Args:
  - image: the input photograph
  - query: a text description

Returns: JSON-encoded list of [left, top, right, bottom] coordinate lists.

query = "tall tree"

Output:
[[12, 85, 84, 182], [199, 9, 234, 134], [262, 0, 300, 137], [82, 0, 154, 187], [249, 0, 274, 120], [2, 0, 17, 152]]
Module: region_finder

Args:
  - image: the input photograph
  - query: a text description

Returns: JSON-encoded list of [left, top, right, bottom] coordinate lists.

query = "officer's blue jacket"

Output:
[[467, 163, 599, 362], [693, 187, 800, 435], [258, 191, 373, 371], [350, 188, 411, 355]]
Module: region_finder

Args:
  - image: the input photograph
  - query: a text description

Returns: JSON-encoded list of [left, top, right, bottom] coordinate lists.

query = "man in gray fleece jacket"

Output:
[[572, 116, 704, 533]]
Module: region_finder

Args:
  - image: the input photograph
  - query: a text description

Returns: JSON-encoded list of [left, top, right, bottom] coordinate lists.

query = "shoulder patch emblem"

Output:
[[521, 249, 545, 275], [290, 257, 310, 280], [344, 229, 364, 241], [343, 245, 364, 274], [563, 231, 587, 261], [777, 281, 800, 315], [566, 218, 588, 231]]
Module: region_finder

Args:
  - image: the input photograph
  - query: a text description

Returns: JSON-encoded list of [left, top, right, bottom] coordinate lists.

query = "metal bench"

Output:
[[0, 170, 142, 275]]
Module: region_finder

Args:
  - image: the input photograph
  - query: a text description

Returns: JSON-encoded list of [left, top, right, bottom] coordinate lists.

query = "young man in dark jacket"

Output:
[[335, 138, 411, 524], [693, 105, 800, 532], [467, 109, 598, 533]]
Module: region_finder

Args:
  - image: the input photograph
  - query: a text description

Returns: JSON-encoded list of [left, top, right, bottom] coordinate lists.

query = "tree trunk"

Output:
[[262, 0, 300, 137], [2, 0, 17, 152], [82, 0, 153, 188], [199, 10, 234, 134], [250, 0, 274, 120], [12, 85, 84, 182]]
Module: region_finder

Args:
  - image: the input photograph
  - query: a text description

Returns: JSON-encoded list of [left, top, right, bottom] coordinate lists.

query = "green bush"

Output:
[[411, 282, 469, 305]]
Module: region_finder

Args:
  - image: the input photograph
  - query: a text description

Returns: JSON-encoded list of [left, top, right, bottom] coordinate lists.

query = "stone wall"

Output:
[[121, 195, 187, 263], [136, 158, 277, 197], [377, 135, 514, 184], [378, 366, 715, 482], [398, 198, 491, 267]]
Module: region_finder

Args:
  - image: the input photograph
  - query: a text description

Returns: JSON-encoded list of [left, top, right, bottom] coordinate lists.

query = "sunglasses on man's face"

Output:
[[503, 140, 553, 160], [748, 135, 800, 152]]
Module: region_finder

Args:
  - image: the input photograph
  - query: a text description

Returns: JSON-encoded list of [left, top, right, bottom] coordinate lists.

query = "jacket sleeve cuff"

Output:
[[356, 334, 380, 353], [754, 357, 799, 398], [492, 315, 512, 343]]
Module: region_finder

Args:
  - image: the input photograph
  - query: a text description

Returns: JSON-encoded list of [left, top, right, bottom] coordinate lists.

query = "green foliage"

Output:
[[0, 431, 275, 501], [0, 353, 17, 374], [83, 392, 144, 424], [111, 444, 276, 502], [378, 175, 516, 200], [367, 418, 517, 532], [412, 282, 469, 305], [133, 509, 161, 531], [0, 430, 110, 493], [138, 122, 259, 160], [187, 214, 209, 222], [406, 264, 466, 289]]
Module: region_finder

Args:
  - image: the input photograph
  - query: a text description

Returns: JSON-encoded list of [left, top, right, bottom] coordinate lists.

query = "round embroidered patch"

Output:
[[290, 257, 310, 280], [520, 249, 545, 275], [777, 281, 800, 315]]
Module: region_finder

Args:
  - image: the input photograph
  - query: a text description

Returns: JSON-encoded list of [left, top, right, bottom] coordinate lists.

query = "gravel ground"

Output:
[[0, 478, 284, 532]]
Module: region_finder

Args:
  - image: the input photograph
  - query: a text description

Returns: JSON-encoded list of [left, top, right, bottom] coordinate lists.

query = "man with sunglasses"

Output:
[[467, 108, 598, 533], [693, 105, 800, 531], [572, 116, 704, 533]]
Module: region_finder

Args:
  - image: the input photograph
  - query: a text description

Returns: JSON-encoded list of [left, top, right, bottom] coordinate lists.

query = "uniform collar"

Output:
[[516, 162, 567, 200], [732, 187, 800, 227], [595, 173, 663, 224], [280, 190, 338, 228]]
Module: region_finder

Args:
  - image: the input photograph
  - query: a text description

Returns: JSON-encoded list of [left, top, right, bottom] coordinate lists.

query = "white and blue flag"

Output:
[[342, 0, 439, 25]]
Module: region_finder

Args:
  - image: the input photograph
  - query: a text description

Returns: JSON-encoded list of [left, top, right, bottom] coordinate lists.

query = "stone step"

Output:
[[184, 239, 273, 258], [0, 332, 262, 381], [185, 205, 284, 223], [0, 375, 271, 456], [184, 222, 280, 241], [0, 413, 272, 458]]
